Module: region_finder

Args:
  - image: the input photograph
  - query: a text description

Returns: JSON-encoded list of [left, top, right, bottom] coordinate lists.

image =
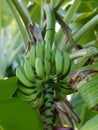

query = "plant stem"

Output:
[[55, 0, 81, 46], [74, 15, 98, 41], [44, 83, 54, 130], [54, 0, 64, 11], [70, 46, 98, 59], [65, 15, 98, 51], [55, 12, 80, 50], [70, 48, 88, 59], [6, 0, 30, 44], [64, 0, 81, 24], [43, 4, 55, 46], [41, 0, 45, 25]]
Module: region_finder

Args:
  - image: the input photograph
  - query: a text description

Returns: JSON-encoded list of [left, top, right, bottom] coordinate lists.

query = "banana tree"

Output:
[[0, 0, 98, 130]]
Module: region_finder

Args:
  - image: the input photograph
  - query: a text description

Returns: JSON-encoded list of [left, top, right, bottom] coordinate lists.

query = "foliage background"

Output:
[[0, 0, 98, 130]]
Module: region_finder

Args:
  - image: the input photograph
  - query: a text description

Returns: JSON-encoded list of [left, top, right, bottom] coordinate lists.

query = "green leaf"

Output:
[[0, 98, 43, 130], [78, 30, 95, 45], [0, 77, 17, 101], [77, 73, 98, 110], [70, 92, 83, 117], [75, 9, 98, 23], [34, 0, 41, 4], [80, 115, 98, 130], [29, 3, 41, 24], [77, 1, 93, 13]]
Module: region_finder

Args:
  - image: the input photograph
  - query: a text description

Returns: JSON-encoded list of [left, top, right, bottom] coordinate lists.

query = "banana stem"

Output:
[[65, 14, 98, 51], [70, 48, 88, 59], [74, 15, 98, 41], [43, 4, 55, 47], [64, 0, 81, 24], [55, 0, 81, 46], [44, 82, 55, 130], [41, 1, 45, 25], [70, 47, 98, 70], [55, 12, 80, 50], [54, 0, 64, 11], [70, 47, 98, 59]]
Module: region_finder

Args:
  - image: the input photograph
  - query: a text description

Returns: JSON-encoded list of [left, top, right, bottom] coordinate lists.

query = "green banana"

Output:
[[62, 51, 70, 76], [55, 49, 63, 76], [37, 93, 44, 108], [44, 40, 51, 61], [59, 84, 73, 95], [36, 41, 44, 59], [18, 83, 38, 95], [44, 59, 51, 79], [24, 57, 35, 82], [17, 89, 41, 102], [51, 42, 56, 65], [30, 93, 44, 108], [59, 76, 68, 84], [16, 66, 34, 87], [35, 57, 45, 79], [20, 58, 25, 67], [27, 45, 36, 68]]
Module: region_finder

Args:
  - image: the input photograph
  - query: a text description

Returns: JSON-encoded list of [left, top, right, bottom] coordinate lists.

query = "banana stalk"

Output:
[[43, 4, 55, 47], [44, 82, 55, 130]]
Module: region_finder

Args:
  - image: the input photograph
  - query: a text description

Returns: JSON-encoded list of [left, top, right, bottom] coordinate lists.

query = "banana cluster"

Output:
[[16, 40, 71, 107]]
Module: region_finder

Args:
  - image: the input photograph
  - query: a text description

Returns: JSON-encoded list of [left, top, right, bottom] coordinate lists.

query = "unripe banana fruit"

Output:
[[44, 59, 51, 79], [30, 93, 44, 108], [27, 45, 36, 68], [36, 41, 44, 59], [35, 57, 45, 79], [18, 83, 37, 95], [16, 66, 34, 87], [17, 90, 40, 102], [51, 42, 56, 65], [16, 40, 71, 108], [24, 57, 35, 82], [44, 40, 51, 61], [62, 51, 70, 76], [55, 49, 63, 76]]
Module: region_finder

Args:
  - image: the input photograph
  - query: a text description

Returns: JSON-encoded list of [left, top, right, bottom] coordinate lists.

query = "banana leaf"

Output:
[[0, 98, 43, 130], [77, 73, 98, 110], [80, 115, 98, 130]]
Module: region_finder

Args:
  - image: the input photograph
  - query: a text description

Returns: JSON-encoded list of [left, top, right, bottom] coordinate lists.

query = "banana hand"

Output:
[[18, 82, 38, 95], [17, 89, 41, 102], [16, 66, 34, 87], [24, 57, 35, 82]]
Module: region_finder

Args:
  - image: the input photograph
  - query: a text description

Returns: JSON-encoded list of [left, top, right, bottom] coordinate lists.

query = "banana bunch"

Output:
[[16, 40, 71, 107]]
